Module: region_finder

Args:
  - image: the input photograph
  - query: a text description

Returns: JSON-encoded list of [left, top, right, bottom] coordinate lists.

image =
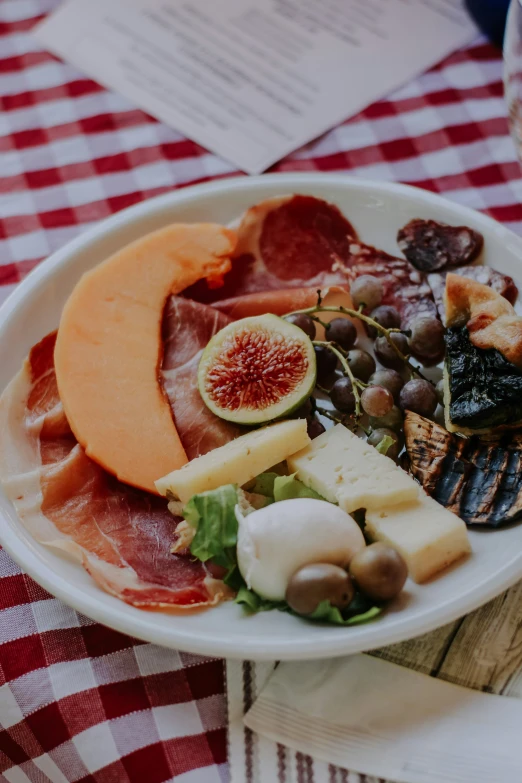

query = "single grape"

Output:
[[435, 378, 445, 405], [307, 417, 326, 439], [409, 316, 445, 365], [361, 386, 394, 418], [330, 377, 356, 413], [367, 428, 402, 461], [314, 345, 338, 380], [350, 275, 384, 311], [399, 379, 438, 417], [369, 404, 403, 433], [368, 369, 404, 403], [285, 313, 316, 340], [347, 349, 376, 382], [327, 318, 357, 350], [374, 332, 409, 370], [366, 305, 401, 338]]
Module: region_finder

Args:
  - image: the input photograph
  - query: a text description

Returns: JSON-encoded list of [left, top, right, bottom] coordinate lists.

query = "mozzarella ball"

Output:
[[236, 498, 365, 601]]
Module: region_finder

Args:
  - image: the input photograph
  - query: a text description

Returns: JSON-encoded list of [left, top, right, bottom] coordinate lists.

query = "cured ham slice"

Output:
[[185, 194, 436, 327], [0, 297, 241, 608], [161, 297, 243, 458]]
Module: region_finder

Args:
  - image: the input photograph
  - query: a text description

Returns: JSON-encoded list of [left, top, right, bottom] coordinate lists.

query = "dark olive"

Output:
[[349, 543, 408, 602], [285, 563, 355, 616]]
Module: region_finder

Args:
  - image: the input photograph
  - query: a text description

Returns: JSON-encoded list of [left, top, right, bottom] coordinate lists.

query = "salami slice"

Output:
[[184, 195, 357, 302], [398, 219, 484, 272], [186, 194, 436, 328], [0, 299, 240, 608]]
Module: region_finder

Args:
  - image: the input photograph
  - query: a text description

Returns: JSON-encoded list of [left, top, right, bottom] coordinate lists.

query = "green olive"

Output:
[[285, 563, 355, 616], [349, 543, 407, 602]]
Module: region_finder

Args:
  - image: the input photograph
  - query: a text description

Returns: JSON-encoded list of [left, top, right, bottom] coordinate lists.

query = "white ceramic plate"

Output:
[[2, 173, 522, 661]]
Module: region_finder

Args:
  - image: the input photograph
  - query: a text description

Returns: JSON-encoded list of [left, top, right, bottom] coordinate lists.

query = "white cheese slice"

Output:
[[155, 419, 310, 502], [365, 491, 471, 583], [287, 424, 419, 512]]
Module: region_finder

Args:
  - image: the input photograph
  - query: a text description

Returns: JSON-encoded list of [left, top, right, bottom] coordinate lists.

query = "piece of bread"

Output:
[[444, 273, 522, 369]]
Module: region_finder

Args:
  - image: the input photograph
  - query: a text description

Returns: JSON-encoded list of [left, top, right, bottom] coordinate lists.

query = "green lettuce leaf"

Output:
[[183, 484, 238, 567], [273, 473, 324, 502], [223, 565, 245, 591], [250, 472, 279, 497], [235, 583, 381, 626], [251, 472, 323, 502], [375, 434, 395, 456], [235, 585, 287, 613], [308, 600, 381, 626]]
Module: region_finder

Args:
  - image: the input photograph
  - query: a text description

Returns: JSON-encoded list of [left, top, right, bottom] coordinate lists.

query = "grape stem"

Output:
[[315, 383, 331, 395], [314, 404, 357, 430], [289, 304, 428, 381], [313, 340, 362, 418], [307, 313, 332, 330]]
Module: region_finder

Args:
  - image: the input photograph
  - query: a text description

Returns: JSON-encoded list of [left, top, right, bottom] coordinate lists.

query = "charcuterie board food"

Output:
[[2, 190, 521, 632]]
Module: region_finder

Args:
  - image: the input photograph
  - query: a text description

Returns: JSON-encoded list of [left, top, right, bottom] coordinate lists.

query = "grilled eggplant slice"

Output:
[[405, 412, 522, 527]]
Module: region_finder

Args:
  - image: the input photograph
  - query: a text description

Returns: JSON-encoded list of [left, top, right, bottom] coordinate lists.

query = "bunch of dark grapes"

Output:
[[285, 274, 445, 454]]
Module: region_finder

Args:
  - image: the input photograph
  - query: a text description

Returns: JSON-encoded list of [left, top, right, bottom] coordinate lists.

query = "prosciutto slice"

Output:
[[0, 298, 240, 608], [184, 194, 436, 327], [161, 297, 242, 458]]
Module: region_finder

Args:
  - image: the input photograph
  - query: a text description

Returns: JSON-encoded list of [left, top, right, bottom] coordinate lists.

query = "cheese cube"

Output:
[[155, 419, 310, 502], [287, 424, 419, 512], [365, 491, 471, 583]]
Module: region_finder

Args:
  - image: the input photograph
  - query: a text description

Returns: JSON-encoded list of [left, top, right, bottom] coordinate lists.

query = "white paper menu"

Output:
[[35, 0, 477, 174]]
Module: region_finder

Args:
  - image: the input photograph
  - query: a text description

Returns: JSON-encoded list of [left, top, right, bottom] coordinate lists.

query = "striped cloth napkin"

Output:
[[227, 579, 522, 783]]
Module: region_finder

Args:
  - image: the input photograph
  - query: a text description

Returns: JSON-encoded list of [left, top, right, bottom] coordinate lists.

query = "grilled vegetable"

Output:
[[445, 326, 522, 432], [404, 411, 522, 527]]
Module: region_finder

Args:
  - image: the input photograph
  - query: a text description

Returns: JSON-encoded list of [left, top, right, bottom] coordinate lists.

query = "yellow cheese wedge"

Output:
[[288, 424, 419, 512], [156, 419, 310, 503], [365, 491, 471, 583]]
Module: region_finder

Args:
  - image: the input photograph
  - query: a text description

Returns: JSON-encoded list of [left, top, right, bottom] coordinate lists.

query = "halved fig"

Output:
[[198, 314, 317, 425]]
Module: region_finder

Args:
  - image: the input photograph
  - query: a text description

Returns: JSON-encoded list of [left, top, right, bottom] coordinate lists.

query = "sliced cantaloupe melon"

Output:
[[54, 223, 237, 494]]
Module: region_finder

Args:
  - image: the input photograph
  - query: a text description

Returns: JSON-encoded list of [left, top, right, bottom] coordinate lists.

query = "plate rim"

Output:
[[2, 171, 522, 660]]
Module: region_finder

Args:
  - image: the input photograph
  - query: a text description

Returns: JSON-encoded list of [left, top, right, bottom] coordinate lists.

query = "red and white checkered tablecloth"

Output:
[[1, 1, 521, 781]]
